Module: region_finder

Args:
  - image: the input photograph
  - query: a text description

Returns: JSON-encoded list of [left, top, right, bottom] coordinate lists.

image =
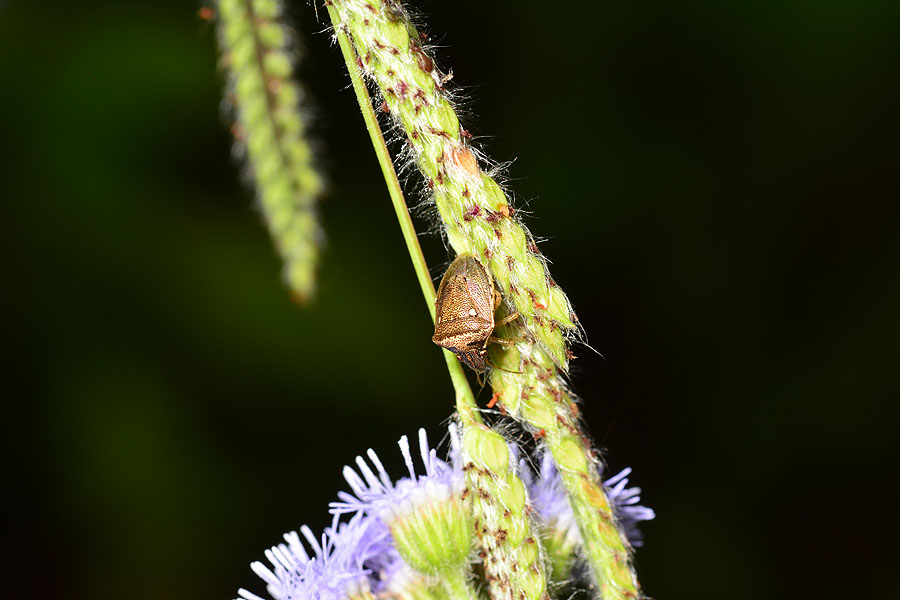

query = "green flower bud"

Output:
[[389, 490, 472, 576]]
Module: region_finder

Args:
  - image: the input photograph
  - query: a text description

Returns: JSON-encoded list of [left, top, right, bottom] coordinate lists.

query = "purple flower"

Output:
[[330, 427, 471, 577], [525, 452, 655, 548], [330, 427, 464, 524], [236, 512, 392, 600], [603, 466, 656, 547], [236, 427, 656, 600]]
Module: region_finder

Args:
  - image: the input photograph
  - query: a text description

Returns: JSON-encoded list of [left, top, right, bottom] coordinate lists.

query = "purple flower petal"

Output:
[[527, 451, 655, 548]]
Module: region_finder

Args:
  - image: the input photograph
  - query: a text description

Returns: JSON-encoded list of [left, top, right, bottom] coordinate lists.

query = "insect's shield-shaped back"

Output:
[[437, 256, 493, 319], [432, 254, 499, 371]]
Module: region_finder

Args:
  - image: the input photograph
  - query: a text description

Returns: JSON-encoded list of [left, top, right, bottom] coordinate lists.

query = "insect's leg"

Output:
[[493, 311, 520, 328], [487, 336, 517, 346]]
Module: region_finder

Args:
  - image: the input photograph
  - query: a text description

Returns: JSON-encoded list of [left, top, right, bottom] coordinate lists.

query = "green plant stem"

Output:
[[441, 570, 479, 600], [330, 13, 550, 600], [328, 6, 480, 426]]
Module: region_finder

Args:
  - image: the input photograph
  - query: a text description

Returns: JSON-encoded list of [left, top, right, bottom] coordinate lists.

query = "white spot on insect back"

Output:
[[468, 308, 477, 316]]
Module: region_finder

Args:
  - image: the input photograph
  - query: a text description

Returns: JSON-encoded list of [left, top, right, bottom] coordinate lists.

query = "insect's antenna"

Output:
[[475, 369, 489, 390], [486, 361, 522, 375]]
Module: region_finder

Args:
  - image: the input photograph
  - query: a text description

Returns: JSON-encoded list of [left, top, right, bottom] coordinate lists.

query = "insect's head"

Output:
[[458, 348, 488, 372]]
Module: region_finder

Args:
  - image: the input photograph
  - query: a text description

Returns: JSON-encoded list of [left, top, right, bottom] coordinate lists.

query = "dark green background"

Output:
[[4, 1, 898, 599]]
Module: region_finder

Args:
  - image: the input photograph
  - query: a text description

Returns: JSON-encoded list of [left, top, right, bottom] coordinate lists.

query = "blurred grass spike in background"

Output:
[[215, 0, 326, 303]]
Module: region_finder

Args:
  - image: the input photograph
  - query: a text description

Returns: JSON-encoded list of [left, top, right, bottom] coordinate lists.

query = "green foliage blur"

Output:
[[3, 1, 898, 599]]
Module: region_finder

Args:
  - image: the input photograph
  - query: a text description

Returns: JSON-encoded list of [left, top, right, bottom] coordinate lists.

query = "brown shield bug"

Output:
[[432, 253, 519, 371]]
